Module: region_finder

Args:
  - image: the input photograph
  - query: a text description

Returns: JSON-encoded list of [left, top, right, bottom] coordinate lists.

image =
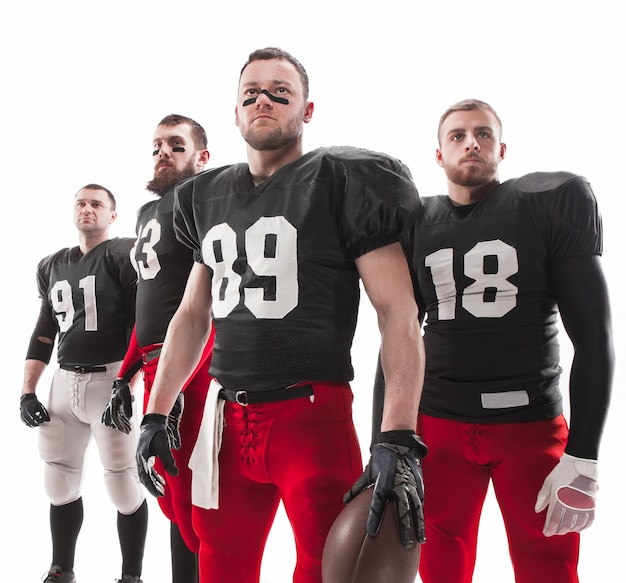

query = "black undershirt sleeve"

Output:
[[25, 300, 57, 363], [551, 254, 614, 459]]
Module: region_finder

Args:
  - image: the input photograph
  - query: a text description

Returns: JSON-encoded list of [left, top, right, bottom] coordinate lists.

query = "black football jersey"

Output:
[[173, 146, 420, 390], [407, 172, 602, 423], [35, 238, 137, 366], [130, 190, 195, 346]]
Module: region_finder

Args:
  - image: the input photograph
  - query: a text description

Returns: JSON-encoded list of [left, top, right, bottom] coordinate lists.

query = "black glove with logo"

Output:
[[344, 430, 428, 547], [20, 394, 50, 427], [102, 379, 134, 433], [136, 413, 179, 497], [166, 392, 184, 450]]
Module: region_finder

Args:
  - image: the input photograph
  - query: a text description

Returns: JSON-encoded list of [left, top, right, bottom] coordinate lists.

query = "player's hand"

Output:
[[166, 392, 184, 450], [344, 430, 428, 547], [20, 393, 50, 427], [535, 453, 598, 536], [136, 413, 179, 497], [102, 379, 134, 434]]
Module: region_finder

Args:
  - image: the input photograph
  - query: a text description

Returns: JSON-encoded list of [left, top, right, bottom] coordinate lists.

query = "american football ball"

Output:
[[322, 486, 421, 583]]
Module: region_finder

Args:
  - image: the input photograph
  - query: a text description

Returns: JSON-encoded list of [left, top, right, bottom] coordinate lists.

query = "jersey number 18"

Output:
[[425, 239, 518, 319]]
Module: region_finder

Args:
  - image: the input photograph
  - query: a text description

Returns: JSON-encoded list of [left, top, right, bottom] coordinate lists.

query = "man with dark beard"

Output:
[[102, 114, 213, 583]]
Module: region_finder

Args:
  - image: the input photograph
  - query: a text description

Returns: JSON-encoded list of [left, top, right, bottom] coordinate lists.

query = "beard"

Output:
[[443, 156, 500, 187], [146, 159, 197, 197], [242, 116, 302, 151]]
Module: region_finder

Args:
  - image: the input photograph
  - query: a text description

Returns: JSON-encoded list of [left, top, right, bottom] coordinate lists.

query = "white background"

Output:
[[1, 1, 623, 581]]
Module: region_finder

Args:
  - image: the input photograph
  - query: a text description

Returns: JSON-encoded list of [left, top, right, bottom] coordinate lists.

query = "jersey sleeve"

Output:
[[108, 238, 138, 332], [519, 172, 603, 260], [550, 174, 602, 258], [337, 150, 421, 259], [173, 179, 204, 263]]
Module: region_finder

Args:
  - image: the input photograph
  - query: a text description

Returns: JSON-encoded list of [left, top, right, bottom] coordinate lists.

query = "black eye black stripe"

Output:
[[243, 89, 289, 107]]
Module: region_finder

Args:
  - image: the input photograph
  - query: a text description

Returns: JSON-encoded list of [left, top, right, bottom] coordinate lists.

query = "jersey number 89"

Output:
[[202, 216, 298, 319]]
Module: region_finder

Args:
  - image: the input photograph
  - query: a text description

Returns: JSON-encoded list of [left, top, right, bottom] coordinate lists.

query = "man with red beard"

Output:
[[373, 99, 614, 583], [103, 115, 213, 583]]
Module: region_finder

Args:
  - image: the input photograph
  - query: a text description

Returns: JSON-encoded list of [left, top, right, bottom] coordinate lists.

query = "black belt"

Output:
[[218, 384, 314, 406], [142, 347, 162, 364], [60, 364, 107, 374]]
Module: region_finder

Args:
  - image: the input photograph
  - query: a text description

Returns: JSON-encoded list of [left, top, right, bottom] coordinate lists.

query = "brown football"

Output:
[[322, 486, 421, 583]]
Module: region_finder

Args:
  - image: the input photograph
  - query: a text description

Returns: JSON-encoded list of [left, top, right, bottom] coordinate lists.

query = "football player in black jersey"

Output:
[[20, 185, 148, 583], [373, 99, 614, 583], [136, 48, 427, 582], [102, 114, 212, 583]]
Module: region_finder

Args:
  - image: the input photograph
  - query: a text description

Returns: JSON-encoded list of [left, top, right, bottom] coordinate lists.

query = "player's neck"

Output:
[[447, 179, 500, 206], [246, 140, 304, 184], [78, 232, 110, 255]]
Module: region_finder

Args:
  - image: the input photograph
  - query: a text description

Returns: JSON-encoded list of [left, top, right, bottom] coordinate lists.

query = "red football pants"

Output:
[[142, 356, 211, 554], [192, 382, 363, 583], [418, 414, 580, 583]]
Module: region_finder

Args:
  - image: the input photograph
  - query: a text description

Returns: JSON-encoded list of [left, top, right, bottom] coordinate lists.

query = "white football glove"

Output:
[[535, 453, 598, 536]]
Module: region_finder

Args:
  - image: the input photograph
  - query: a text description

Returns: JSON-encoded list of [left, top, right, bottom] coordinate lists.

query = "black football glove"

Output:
[[344, 430, 427, 548], [136, 413, 178, 497], [20, 393, 50, 427], [166, 392, 184, 451], [102, 379, 134, 434]]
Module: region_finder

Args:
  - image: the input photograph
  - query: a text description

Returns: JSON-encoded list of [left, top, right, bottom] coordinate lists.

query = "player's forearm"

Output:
[[379, 312, 424, 431], [183, 331, 215, 391], [22, 359, 48, 395], [145, 307, 211, 416], [356, 243, 423, 431], [565, 331, 614, 460]]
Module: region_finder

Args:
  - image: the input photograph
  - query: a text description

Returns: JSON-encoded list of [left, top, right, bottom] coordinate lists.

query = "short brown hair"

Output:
[[240, 47, 310, 100], [438, 99, 502, 145], [157, 114, 208, 150], [77, 183, 116, 210]]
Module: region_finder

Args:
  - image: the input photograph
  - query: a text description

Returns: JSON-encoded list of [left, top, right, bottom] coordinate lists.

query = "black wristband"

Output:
[[376, 430, 428, 457], [20, 393, 38, 404], [141, 413, 167, 427]]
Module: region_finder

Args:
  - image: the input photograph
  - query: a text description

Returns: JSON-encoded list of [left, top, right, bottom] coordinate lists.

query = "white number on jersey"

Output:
[[79, 275, 98, 330], [201, 216, 299, 319], [51, 276, 99, 332], [131, 218, 162, 280], [425, 239, 519, 319]]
